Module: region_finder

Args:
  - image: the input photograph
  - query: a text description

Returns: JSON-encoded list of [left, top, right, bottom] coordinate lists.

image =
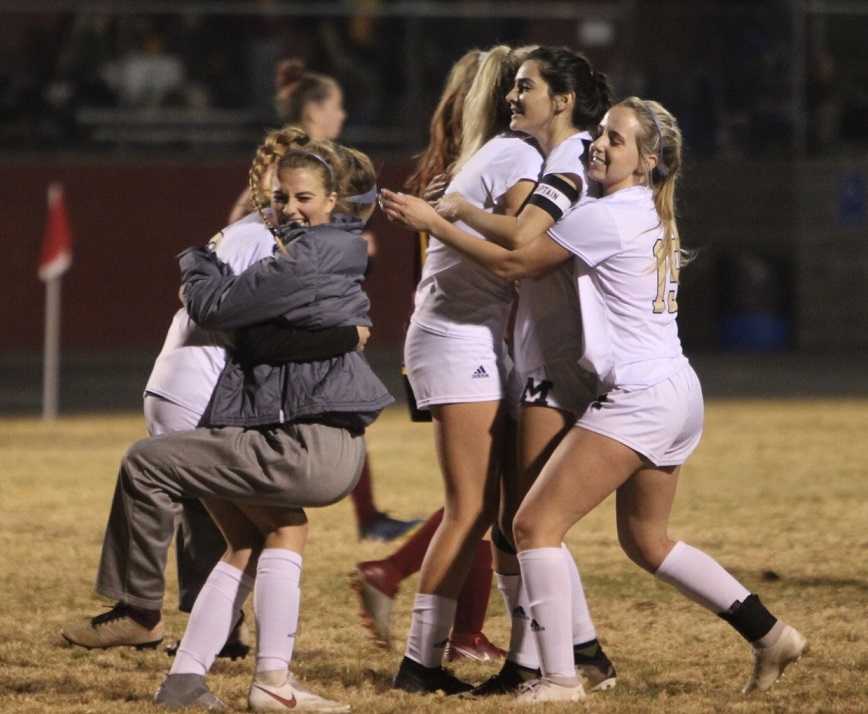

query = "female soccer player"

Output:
[[383, 97, 807, 703], [401, 46, 618, 695], [352, 48, 506, 663], [385, 45, 547, 695], [230, 57, 416, 543]]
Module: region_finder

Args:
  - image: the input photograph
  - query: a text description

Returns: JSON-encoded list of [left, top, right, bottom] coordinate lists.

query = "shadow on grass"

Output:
[[729, 569, 868, 594]]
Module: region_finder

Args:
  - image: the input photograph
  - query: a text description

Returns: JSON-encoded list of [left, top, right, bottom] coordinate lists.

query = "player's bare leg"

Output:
[[393, 400, 504, 695], [616, 467, 806, 694]]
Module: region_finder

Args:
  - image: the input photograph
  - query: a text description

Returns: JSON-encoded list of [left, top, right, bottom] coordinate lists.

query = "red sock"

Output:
[[452, 539, 493, 636], [385, 508, 444, 579], [351, 454, 379, 527]]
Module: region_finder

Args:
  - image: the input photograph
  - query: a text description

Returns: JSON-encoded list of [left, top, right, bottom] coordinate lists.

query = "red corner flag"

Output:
[[38, 183, 73, 281]]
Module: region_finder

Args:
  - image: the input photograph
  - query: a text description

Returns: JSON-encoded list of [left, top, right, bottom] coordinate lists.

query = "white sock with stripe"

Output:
[[254, 548, 303, 675], [496, 572, 540, 669], [655, 541, 750, 612], [518, 547, 579, 683], [404, 593, 456, 668], [170, 561, 253, 676]]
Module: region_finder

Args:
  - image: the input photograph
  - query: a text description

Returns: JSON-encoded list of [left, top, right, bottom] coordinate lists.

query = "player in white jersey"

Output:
[[386, 97, 807, 703], [388, 46, 548, 696], [387, 46, 617, 695]]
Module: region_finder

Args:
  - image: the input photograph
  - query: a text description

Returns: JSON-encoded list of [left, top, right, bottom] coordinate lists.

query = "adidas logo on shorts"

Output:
[[472, 365, 489, 379]]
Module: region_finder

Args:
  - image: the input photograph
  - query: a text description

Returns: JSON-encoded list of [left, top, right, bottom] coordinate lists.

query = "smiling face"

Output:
[[270, 166, 336, 228], [588, 105, 656, 195], [505, 60, 561, 141]]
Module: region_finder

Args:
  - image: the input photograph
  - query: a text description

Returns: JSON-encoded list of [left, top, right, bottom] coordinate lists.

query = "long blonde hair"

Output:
[[404, 49, 481, 195], [454, 45, 536, 173], [617, 97, 686, 271]]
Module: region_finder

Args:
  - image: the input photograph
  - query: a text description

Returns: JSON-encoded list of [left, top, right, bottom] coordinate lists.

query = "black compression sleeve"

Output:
[[236, 322, 359, 365]]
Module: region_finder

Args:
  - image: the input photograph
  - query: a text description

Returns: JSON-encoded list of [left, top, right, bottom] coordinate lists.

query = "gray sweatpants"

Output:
[[144, 393, 226, 613], [95, 421, 365, 610]]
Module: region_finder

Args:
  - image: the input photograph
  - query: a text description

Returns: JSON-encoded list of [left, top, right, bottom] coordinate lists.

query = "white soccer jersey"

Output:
[[144, 212, 277, 416], [512, 131, 593, 374], [411, 132, 543, 339], [547, 185, 688, 390]]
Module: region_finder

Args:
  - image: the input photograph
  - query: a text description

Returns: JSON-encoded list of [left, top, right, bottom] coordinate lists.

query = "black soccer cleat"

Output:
[[467, 658, 540, 697], [574, 639, 617, 692], [392, 656, 473, 695]]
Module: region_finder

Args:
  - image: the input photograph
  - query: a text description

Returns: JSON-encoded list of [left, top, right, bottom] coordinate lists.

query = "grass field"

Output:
[[1, 400, 866, 713]]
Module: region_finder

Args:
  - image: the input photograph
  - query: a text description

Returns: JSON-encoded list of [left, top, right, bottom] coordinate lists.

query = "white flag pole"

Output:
[[42, 275, 62, 421]]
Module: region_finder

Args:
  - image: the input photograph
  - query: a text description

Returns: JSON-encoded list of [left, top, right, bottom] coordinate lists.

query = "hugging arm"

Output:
[[236, 322, 362, 366], [381, 190, 570, 281], [179, 246, 315, 330], [438, 173, 580, 249]]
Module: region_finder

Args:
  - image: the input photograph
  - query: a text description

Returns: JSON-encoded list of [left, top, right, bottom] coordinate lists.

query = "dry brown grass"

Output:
[[1, 400, 867, 713]]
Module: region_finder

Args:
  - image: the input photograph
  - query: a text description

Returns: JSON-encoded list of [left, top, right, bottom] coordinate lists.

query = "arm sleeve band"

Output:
[[527, 174, 580, 221], [236, 323, 359, 365]]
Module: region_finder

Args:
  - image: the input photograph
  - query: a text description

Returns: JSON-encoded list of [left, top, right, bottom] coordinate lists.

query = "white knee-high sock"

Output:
[[171, 561, 253, 676], [655, 541, 750, 613], [495, 572, 540, 669], [561, 543, 597, 645], [518, 548, 578, 682], [404, 593, 456, 668], [254, 548, 303, 675]]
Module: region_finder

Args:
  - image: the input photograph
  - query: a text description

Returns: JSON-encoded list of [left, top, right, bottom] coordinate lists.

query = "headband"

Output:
[[345, 185, 378, 204], [292, 150, 336, 187], [646, 104, 669, 179]]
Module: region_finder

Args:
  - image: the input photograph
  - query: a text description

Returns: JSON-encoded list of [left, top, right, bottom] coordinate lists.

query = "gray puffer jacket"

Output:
[[179, 217, 393, 431]]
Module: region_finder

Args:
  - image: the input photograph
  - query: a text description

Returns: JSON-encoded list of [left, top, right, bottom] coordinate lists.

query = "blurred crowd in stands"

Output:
[[1, 3, 866, 156]]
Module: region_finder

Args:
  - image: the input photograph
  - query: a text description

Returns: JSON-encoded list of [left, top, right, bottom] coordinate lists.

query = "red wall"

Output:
[[2, 159, 417, 352]]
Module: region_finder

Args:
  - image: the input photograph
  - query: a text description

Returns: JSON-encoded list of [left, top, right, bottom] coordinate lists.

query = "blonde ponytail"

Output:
[[617, 97, 687, 272]]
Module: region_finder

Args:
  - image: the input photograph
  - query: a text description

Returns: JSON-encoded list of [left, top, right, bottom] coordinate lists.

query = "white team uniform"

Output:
[[547, 185, 703, 466], [512, 131, 600, 415], [143, 212, 276, 431], [405, 132, 543, 408]]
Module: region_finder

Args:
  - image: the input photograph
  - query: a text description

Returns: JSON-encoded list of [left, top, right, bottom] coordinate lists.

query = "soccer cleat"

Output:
[[513, 677, 586, 704], [154, 673, 225, 710], [392, 656, 473, 695], [165, 611, 252, 661], [467, 659, 539, 697], [444, 632, 506, 663], [248, 671, 350, 712], [359, 513, 422, 542], [350, 561, 399, 647], [742, 624, 807, 694], [61, 603, 163, 650], [574, 641, 617, 692]]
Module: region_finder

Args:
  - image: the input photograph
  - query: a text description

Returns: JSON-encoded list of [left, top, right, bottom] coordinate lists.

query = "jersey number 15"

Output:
[[652, 237, 680, 314]]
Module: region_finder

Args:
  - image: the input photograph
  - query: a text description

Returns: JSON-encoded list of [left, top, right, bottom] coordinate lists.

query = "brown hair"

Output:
[[334, 144, 378, 219], [404, 49, 481, 196], [274, 57, 338, 124]]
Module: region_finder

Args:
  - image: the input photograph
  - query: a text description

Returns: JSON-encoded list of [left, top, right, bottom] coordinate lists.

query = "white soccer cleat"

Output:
[[248, 672, 350, 712], [742, 624, 807, 694], [513, 677, 586, 705]]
